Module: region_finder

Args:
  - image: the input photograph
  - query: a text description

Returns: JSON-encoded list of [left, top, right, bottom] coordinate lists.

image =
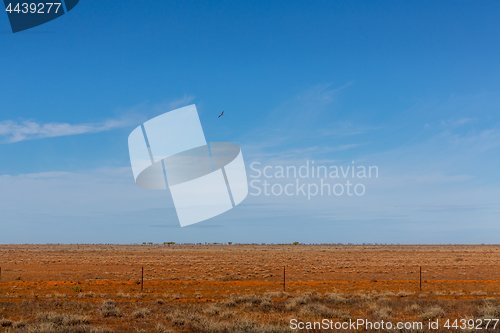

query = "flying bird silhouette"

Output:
[[218, 111, 224, 118]]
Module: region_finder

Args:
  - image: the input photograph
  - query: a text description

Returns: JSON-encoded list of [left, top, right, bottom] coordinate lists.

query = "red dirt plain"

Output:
[[1, 244, 500, 332]]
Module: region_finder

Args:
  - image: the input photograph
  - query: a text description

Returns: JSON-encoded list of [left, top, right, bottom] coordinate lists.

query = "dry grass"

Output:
[[131, 307, 151, 319], [419, 306, 445, 320], [98, 300, 122, 318], [2, 244, 500, 332], [1, 288, 500, 332], [116, 291, 130, 298], [1, 312, 112, 333], [155, 323, 174, 333], [477, 302, 500, 318], [325, 293, 347, 304]]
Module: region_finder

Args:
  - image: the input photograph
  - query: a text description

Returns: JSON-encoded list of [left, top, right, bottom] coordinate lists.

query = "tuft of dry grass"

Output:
[[419, 306, 445, 320], [477, 302, 500, 318], [325, 293, 346, 304], [203, 305, 222, 316], [220, 311, 235, 319], [263, 291, 286, 299], [12, 320, 27, 328], [0, 319, 13, 327], [132, 307, 151, 319], [285, 294, 311, 311], [408, 303, 421, 314], [116, 291, 130, 298], [3, 312, 113, 333], [156, 323, 175, 333], [259, 299, 273, 311], [36, 312, 89, 326], [376, 297, 390, 304], [99, 300, 122, 318], [396, 291, 412, 297], [173, 316, 293, 333], [299, 303, 339, 318], [78, 291, 96, 298], [369, 303, 392, 320]]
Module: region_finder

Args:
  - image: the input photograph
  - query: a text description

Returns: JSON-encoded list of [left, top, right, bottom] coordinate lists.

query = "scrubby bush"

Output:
[[299, 304, 338, 318], [204, 306, 222, 316], [36, 312, 89, 326], [419, 306, 445, 320], [71, 285, 82, 293], [325, 293, 346, 304], [132, 307, 151, 319], [99, 300, 122, 318], [0, 319, 13, 327], [478, 302, 500, 318]]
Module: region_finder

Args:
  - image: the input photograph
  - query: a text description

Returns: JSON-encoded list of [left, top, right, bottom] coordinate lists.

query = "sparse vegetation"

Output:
[[71, 285, 82, 293], [478, 302, 500, 318], [78, 291, 95, 298], [132, 307, 151, 318], [325, 293, 346, 304], [99, 300, 122, 317], [420, 306, 445, 320], [36, 312, 89, 326], [0, 319, 13, 327], [1, 244, 500, 332], [0, 313, 114, 333], [156, 323, 175, 333], [116, 291, 130, 298]]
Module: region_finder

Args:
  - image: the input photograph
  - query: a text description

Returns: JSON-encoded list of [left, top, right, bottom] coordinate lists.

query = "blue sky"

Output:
[[1, 1, 500, 244]]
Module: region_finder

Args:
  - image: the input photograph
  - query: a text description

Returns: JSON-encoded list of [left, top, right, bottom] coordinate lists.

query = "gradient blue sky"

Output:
[[1, 1, 500, 244]]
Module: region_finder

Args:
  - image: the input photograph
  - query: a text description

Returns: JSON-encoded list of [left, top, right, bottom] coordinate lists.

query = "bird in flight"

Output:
[[218, 111, 224, 118]]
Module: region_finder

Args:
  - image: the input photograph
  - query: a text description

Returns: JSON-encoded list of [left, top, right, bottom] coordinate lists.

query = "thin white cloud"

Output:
[[441, 117, 476, 127], [264, 82, 354, 128], [296, 81, 354, 104], [0, 117, 135, 143], [167, 94, 196, 110], [318, 121, 383, 137], [0, 94, 197, 144]]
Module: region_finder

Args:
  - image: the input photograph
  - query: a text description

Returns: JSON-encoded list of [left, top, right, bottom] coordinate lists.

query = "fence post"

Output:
[[283, 266, 286, 292], [141, 267, 144, 291], [419, 266, 422, 291]]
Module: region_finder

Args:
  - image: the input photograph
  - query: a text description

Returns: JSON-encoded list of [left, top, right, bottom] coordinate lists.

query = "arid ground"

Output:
[[1, 244, 500, 332]]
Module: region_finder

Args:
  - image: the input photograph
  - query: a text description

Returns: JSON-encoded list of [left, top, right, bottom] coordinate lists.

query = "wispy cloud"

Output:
[[282, 143, 365, 156], [441, 117, 476, 127], [394, 203, 494, 213], [440, 127, 500, 151], [167, 94, 196, 110], [239, 83, 361, 162], [243, 143, 365, 163], [318, 121, 383, 137], [264, 82, 353, 128], [0, 94, 197, 144], [296, 81, 354, 104], [0, 117, 135, 143]]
